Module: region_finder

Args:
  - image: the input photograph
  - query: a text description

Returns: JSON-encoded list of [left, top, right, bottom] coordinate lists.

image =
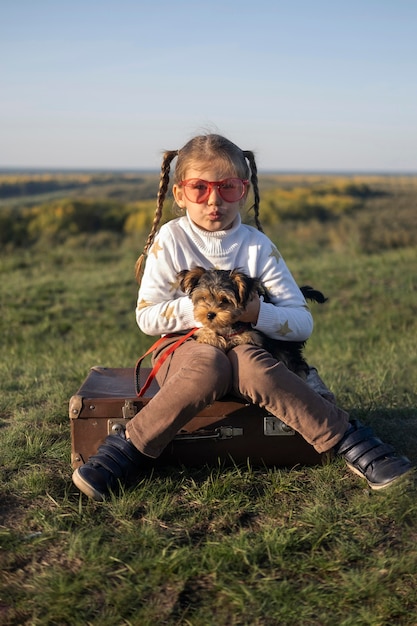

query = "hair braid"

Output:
[[134, 150, 178, 283], [243, 150, 263, 232]]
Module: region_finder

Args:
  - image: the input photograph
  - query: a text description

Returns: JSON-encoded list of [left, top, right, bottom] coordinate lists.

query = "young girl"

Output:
[[72, 133, 412, 501]]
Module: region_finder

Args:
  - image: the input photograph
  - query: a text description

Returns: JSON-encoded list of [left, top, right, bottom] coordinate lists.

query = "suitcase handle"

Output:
[[108, 420, 243, 441], [175, 426, 244, 441]]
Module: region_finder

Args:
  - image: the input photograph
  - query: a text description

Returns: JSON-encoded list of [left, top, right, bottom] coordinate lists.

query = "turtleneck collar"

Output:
[[182, 212, 243, 257]]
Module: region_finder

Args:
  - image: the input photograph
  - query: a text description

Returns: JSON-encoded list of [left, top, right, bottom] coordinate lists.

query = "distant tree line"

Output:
[[1, 176, 415, 254]]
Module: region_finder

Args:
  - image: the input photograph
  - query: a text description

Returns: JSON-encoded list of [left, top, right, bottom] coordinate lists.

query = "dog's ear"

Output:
[[230, 269, 259, 305], [177, 267, 206, 295]]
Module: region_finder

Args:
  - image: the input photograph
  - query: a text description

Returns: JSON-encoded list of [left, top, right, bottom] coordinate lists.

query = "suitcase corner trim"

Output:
[[69, 394, 82, 419]]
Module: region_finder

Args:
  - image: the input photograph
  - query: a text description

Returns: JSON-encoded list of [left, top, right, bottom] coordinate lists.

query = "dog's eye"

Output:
[[220, 297, 230, 305]]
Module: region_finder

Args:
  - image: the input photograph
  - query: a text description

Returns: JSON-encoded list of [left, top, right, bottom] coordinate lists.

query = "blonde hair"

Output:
[[135, 134, 262, 283]]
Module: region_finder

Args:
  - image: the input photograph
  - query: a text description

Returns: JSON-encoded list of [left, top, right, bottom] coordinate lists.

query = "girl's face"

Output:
[[173, 165, 248, 232]]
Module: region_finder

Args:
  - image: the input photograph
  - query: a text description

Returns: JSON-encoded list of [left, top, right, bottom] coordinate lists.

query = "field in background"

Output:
[[1, 173, 417, 625], [1, 170, 416, 255]]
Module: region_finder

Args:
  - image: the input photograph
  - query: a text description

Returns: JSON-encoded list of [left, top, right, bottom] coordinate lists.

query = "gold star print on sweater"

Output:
[[170, 278, 180, 292], [269, 245, 282, 263], [161, 305, 175, 321], [137, 298, 152, 310], [276, 320, 293, 336], [151, 239, 163, 258]]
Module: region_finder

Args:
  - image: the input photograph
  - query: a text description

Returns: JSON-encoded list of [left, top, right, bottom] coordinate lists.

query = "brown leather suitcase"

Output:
[[69, 366, 324, 469]]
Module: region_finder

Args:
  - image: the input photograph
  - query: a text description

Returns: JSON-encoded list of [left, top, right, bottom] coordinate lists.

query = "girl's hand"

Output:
[[239, 294, 261, 324]]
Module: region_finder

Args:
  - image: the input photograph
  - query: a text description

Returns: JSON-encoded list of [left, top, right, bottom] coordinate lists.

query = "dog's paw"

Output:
[[195, 328, 227, 351]]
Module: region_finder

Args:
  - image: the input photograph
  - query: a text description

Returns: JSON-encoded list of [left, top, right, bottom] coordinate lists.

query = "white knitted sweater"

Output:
[[136, 213, 313, 341]]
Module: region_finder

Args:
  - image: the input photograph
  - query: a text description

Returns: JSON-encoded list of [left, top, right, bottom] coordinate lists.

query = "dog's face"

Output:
[[177, 267, 260, 330]]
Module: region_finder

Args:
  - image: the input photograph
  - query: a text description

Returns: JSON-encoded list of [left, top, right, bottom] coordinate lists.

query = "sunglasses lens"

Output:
[[183, 180, 210, 203], [181, 179, 246, 203], [218, 179, 246, 202]]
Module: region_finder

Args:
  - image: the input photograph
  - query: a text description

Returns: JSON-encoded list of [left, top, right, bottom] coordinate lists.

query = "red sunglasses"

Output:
[[178, 178, 249, 203]]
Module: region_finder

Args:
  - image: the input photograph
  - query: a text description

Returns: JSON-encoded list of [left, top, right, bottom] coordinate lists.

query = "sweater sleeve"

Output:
[[252, 242, 314, 342], [135, 226, 198, 336]]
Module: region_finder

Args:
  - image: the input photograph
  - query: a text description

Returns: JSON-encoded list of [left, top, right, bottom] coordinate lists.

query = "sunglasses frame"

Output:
[[178, 178, 249, 204]]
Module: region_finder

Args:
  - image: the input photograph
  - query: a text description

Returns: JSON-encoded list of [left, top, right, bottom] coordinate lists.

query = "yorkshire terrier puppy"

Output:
[[177, 266, 327, 379]]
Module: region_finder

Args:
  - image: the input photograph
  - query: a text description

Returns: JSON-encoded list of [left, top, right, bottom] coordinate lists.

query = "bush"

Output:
[[123, 198, 178, 235], [357, 204, 417, 253], [259, 186, 360, 225], [0, 207, 29, 248], [26, 199, 129, 242]]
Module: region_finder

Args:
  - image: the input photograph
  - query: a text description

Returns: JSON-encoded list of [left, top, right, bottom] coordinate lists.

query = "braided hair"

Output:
[[135, 134, 263, 283]]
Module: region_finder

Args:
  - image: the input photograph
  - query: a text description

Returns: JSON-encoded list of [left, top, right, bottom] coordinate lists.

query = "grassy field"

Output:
[[1, 175, 417, 625]]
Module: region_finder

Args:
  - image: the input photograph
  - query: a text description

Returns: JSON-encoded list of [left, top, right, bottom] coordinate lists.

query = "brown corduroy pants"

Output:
[[126, 337, 350, 458]]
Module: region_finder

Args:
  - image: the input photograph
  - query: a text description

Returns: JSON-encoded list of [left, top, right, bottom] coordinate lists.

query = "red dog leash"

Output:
[[135, 328, 198, 397]]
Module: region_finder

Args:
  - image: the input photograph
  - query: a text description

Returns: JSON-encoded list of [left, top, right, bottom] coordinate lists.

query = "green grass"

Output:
[[1, 184, 417, 624]]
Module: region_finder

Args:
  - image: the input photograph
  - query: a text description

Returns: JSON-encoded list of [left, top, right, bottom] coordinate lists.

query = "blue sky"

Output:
[[1, 0, 416, 171]]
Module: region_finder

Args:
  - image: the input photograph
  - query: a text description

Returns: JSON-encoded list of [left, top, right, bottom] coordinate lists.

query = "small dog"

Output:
[[177, 266, 327, 379]]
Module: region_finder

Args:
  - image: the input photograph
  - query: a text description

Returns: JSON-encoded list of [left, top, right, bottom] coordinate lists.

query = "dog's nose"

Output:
[[207, 312, 216, 320]]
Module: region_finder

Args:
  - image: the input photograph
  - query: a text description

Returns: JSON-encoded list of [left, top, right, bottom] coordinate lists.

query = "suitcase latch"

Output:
[[264, 415, 295, 436], [122, 400, 136, 419]]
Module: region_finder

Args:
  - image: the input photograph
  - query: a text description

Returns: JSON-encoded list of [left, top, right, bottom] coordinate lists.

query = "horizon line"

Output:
[[1, 166, 417, 177]]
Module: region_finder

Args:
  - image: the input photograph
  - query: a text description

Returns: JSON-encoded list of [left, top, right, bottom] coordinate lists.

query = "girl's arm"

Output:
[[249, 242, 314, 342], [135, 229, 197, 336]]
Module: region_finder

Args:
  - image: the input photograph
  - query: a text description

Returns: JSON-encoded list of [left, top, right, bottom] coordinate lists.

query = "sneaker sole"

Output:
[[72, 468, 106, 501], [346, 462, 414, 490]]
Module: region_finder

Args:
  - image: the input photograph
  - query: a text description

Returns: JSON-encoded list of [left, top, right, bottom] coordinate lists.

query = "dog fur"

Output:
[[177, 266, 327, 379]]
